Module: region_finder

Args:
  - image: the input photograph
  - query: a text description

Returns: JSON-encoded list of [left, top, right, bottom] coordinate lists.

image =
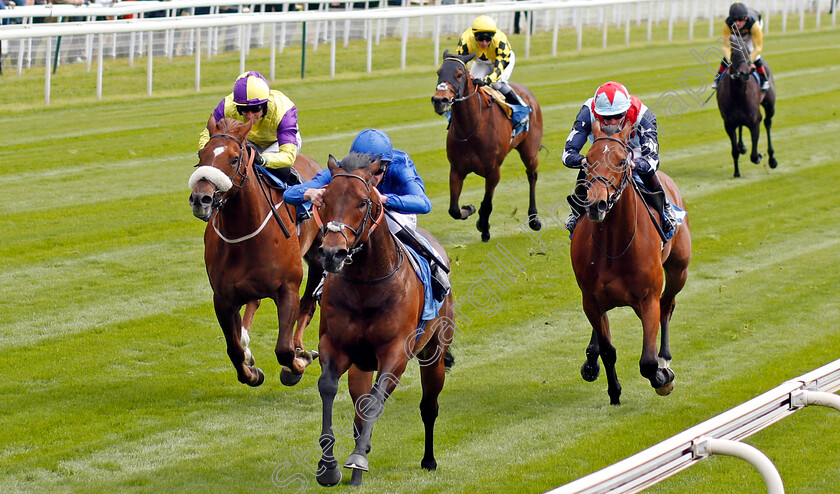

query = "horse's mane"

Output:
[[214, 117, 249, 134], [339, 152, 377, 172]]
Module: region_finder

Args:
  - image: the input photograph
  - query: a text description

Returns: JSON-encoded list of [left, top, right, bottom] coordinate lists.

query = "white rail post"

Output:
[[366, 19, 373, 73], [44, 36, 51, 106], [401, 17, 408, 70], [576, 8, 583, 52], [602, 6, 608, 49], [195, 27, 201, 92], [692, 437, 785, 494], [269, 23, 276, 81], [552, 8, 560, 56], [96, 33, 104, 101], [646, 0, 653, 42], [147, 31, 153, 96], [330, 20, 336, 78]]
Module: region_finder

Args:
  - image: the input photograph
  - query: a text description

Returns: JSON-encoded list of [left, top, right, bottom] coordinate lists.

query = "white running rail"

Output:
[[547, 359, 840, 494]]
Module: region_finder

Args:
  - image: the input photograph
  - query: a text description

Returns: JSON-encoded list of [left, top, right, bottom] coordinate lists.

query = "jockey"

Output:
[[562, 81, 677, 238], [456, 15, 529, 114], [198, 71, 303, 185], [283, 129, 451, 302], [712, 3, 769, 91]]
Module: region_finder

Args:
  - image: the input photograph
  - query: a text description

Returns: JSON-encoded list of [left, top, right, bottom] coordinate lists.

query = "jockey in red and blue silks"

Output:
[[562, 81, 677, 238], [198, 71, 303, 185], [284, 129, 450, 302]]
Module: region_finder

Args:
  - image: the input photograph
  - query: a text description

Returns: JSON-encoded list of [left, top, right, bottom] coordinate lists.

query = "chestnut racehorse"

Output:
[[716, 34, 776, 178], [313, 153, 454, 487], [188, 117, 323, 387], [570, 121, 691, 405], [431, 50, 543, 242]]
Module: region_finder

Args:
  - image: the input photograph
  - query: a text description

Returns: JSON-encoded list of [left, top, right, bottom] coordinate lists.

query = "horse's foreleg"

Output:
[[345, 349, 409, 485], [240, 300, 261, 366], [749, 120, 763, 165], [582, 299, 620, 405], [417, 335, 449, 472], [448, 169, 475, 220], [737, 126, 747, 155], [726, 123, 741, 178], [580, 328, 601, 382], [215, 295, 264, 387], [316, 345, 351, 487], [294, 261, 323, 357], [273, 282, 307, 386], [635, 296, 673, 396], [476, 168, 500, 243]]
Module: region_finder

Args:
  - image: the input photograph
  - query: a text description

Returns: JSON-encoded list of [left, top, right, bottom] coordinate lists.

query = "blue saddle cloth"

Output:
[[399, 235, 445, 327], [720, 66, 761, 86], [257, 165, 312, 220], [444, 104, 531, 137]]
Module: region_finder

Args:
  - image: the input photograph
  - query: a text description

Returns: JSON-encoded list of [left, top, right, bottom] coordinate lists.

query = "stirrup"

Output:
[[760, 79, 770, 91], [564, 213, 578, 232]]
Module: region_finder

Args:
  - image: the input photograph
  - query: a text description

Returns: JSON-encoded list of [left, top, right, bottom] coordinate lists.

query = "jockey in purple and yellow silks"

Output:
[[456, 15, 529, 114], [712, 3, 769, 91], [562, 81, 678, 239], [198, 71, 303, 185], [284, 129, 451, 303]]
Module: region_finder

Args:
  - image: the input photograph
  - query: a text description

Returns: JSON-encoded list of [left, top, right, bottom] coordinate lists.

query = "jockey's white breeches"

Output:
[[385, 211, 417, 233], [470, 51, 516, 91]]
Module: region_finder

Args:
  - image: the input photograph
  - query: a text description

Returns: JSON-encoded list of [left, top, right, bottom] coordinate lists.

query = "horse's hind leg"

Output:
[[215, 295, 264, 387], [737, 126, 747, 155], [475, 167, 500, 242], [293, 258, 324, 358], [726, 123, 741, 178], [274, 282, 309, 387], [518, 147, 542, 231], [749, 120, 763, 165], [448, 169, 476, 220], [417, 335, 449, 472], [763, 100, 777, 169], [582, 299, 621, 405]]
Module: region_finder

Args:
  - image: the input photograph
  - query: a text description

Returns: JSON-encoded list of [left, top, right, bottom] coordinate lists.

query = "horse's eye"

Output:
[[231, 156, 240, 164]]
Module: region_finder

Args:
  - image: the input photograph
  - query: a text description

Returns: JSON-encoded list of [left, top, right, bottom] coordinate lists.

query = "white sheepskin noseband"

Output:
[[188, 166, 233, 192]]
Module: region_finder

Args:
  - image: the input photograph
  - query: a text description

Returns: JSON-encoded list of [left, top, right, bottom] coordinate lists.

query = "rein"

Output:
[[312, 173, 404, 283]]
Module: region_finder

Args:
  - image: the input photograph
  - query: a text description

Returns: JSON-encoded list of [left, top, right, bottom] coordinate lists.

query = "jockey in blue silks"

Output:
[[562, 81, 679, 239], [284, 129, 451, 302]]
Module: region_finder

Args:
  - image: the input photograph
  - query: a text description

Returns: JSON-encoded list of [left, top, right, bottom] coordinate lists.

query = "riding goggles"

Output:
[[237, 104, 263, 114], [474, 32, 494, 42]]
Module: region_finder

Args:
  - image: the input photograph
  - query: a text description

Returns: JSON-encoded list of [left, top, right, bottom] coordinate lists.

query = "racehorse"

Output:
[[188, 117, 323, 387], [716, 33, 776, 178], [570, 121, 691, 405], [431, 50, 543, 242], [313, 153, 454, 487]]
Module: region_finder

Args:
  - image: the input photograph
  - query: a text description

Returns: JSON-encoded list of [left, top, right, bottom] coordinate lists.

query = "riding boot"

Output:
[[565, 169, 588, 233], [640, 172, 676, 236], [313, 272, 327, 303], [394, 228, 451, 302], [498, 82, 528, 108], [272, 166, 303, 186], [758, 71, 770, 91]]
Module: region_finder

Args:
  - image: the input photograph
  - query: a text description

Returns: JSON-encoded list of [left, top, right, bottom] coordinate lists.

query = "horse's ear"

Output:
[[239, 119, 253, 137], [619, 118, 633, 142], [367, 157, 382, 177], [592, 119, 605, 138], [463, 53, 476, 63], [442, 49, 450, 61], [327, 155, 340, 173], [206, 115, 217, 132]]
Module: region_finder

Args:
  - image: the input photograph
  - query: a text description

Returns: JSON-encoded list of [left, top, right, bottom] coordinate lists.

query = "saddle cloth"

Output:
[[394, 234, 445, 327]]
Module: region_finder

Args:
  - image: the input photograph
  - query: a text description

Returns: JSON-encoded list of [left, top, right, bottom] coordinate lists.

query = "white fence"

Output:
[[0, 0, 835, 104], [547, 359, 840, 494]]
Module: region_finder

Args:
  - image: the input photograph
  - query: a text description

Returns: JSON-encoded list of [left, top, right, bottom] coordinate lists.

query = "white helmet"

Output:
[[592, 81, 631, 117]]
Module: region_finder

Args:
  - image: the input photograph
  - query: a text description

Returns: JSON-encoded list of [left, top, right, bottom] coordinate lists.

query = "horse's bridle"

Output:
[[313, 173, 385, 260], [437, 57, 484, 142], [200, 132, 250, 210], [587, 136, 633, 212]]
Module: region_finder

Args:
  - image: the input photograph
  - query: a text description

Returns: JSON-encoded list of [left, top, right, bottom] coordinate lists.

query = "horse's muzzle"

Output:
[[320, 245, 348, 273], [587, 200, 608, 223], [431, 96, 452, 115], [189, 191, 213, 222]]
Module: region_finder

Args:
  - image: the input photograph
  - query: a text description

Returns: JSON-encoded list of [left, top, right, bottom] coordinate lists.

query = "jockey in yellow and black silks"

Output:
[[456, 15, 529, 113], [712, 3, 770, 91], [198, 71, 303, 185]]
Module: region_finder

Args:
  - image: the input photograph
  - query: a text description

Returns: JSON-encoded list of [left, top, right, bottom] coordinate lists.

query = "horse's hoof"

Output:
[[421, 458, 437, 471], [280, 366, 303, 386], [295, 348, 318, 365], [581, 361, 600, 382], [480, 232, 490, 242], [656, 381, 675, 396], [528, 215, 542, 231], [460, 205, 476, 219], [248, 367, 265, 387], [738, 143, 747, 154], [733, 172, 741, 178], [751, 153, 762, 164], [316, 466, 342, 487], [344, 453, 369, 472], [769, 157, 778, 169], [349, 469, 364, 487]]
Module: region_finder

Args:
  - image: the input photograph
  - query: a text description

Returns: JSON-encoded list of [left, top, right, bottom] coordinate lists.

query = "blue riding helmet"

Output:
[[350, 129, 393, 163]]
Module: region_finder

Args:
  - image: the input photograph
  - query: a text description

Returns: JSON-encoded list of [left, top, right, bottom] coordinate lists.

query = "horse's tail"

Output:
[[444, 348, 455, 372], [539, 144, 549, 157]]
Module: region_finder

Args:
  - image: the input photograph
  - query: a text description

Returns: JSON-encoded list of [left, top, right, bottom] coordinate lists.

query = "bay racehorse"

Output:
[[717, 33, 776, 178], [188, 117, 323, 387], [313, 153, 454, 487], [431, 50, 543, 242], [570, 121, 691, 405]]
